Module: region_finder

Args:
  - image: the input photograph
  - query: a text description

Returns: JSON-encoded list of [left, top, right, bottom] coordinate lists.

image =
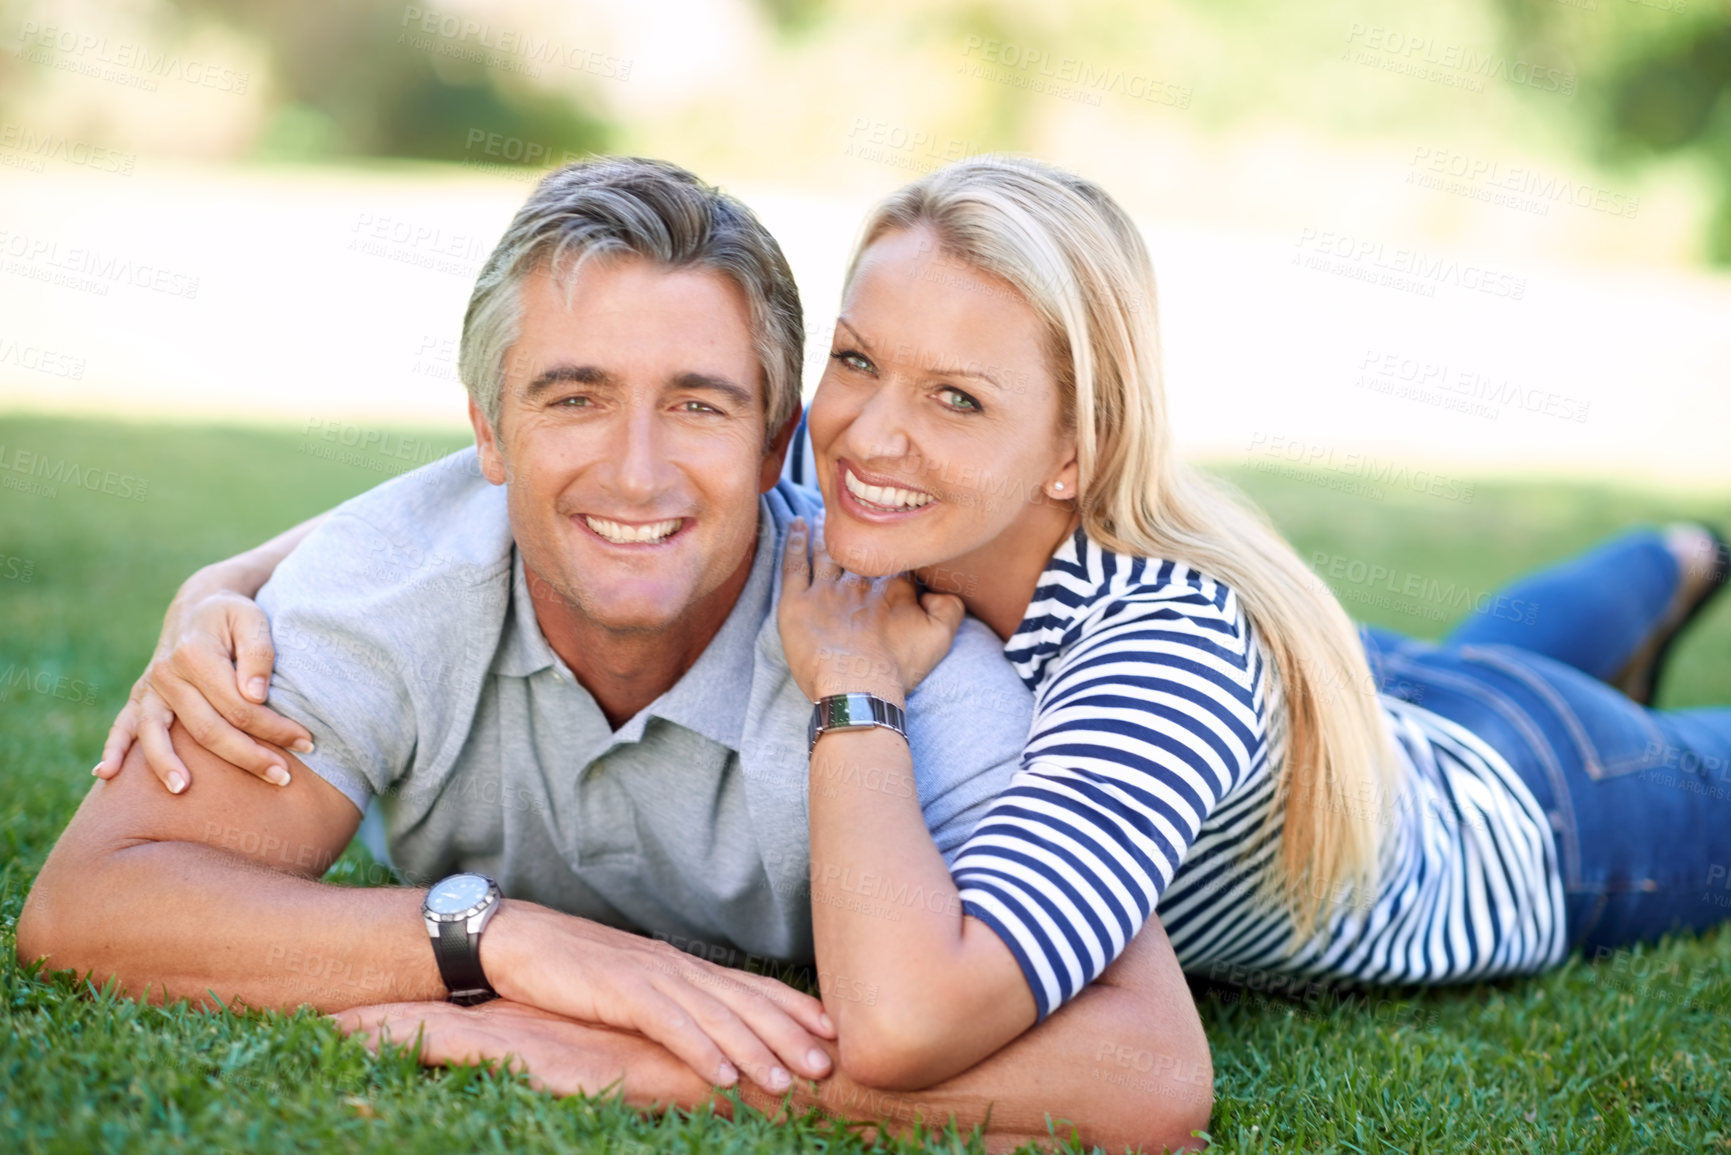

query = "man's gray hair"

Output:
[[459, 156, 804, 442]]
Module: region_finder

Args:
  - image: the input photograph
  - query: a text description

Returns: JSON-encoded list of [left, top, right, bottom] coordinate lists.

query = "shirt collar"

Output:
[[494, 502, 777, 753]]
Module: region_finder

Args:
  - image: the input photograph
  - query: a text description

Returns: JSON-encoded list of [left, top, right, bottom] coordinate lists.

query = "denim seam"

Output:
[[1459, 645, 1664, 779]]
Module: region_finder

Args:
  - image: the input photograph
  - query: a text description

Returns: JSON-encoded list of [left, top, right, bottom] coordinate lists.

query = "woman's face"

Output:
[[808, 225, 1078, 580]]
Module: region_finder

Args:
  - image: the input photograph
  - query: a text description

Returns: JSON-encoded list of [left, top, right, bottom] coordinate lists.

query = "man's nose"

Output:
[[603, 402, 677, 503]]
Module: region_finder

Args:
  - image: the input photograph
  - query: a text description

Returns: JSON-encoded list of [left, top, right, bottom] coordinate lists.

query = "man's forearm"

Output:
[[20, 833, 441, 1010], [19, 803, 633, 1017], [23, 729, 839, 1093], [17, 732, 449, 1013]]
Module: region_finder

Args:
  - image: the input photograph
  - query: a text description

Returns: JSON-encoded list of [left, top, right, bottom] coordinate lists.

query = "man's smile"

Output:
[[577, 514, 690, 547]]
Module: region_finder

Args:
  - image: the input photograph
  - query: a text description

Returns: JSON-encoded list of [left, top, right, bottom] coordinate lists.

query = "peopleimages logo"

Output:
[[0, 444, 149, 501], [1406, 147, 1639, 221], [16, 20, 251, 94], [1341, 23, 1576, 98], [0, 122, 136, 175], [397, 6, 633, 81], [959, 36, 1191, 108], [1, 664, 99, 705], [1293, 228, 1526, 302], [1309, 550, 1538, 627], [1246, 433, 1477, 504], [0, 228, 201, 300], [0, 334, 86, 380], [1354, 348, 1590, 424]]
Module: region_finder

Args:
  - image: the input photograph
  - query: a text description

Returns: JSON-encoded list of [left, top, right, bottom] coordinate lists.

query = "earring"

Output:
[[1053, 482, 1065, 492]]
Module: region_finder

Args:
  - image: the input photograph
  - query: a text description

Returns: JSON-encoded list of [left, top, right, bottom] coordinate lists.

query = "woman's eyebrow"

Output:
[[836, 316, 1005, 392], [836, 317, 874, 352]]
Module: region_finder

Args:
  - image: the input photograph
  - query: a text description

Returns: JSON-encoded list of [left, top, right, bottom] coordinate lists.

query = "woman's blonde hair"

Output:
[[850, 156, 1396, 927]]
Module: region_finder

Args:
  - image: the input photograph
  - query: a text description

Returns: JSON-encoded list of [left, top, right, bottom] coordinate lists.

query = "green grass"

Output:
[[3, 413, 1729, 1153]]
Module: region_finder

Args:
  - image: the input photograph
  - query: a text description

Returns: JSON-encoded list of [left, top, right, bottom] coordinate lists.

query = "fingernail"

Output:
[[807, 1047, 830, 1074], [247, 677, 268, 700], [167, 772, 187, 794], [292, 739, 315, 755], [819, 1012, 835, 1034], [91, 762, 104, 777], [266, 765, 292, 787], [717, 1061, 737, 1086], [770, 1066, 791, 1091]]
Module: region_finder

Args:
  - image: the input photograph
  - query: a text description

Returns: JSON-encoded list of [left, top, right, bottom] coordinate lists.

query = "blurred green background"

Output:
[[3, 0, 1729, 258]]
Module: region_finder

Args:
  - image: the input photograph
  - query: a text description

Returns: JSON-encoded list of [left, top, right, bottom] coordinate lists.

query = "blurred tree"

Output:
[[166, 0, 612, 163], [1600, 20, 1731, 260], [1494, 0, 1731, 263], [754, 0, 833, 39]]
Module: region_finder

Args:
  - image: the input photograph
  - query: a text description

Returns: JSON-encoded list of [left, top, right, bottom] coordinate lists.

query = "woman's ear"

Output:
[[1044, 440, 1080, 504]]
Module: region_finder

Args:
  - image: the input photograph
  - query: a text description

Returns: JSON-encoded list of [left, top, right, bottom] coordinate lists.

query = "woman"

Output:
[[102, 158, 1730, 1092], [764, 156, 1731, 1086]]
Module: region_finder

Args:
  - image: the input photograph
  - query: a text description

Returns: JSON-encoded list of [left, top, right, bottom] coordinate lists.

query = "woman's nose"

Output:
[[848, 386, 913, 464]]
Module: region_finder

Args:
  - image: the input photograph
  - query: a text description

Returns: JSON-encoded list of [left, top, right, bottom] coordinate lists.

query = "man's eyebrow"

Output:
[[671, 372, 755, 410], [523, 364, 614, 400], [836, 316, 1005, 392], [522, 364, 755, 409]]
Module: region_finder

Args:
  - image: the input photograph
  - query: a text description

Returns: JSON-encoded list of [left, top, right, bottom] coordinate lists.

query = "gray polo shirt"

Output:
[[259, 448, 1032, 966]]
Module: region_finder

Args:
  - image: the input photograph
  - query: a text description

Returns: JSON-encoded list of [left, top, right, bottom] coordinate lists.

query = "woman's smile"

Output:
[[836, 458, 937, 517]]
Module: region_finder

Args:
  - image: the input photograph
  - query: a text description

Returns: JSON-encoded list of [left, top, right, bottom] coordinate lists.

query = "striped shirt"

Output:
[[951, 529, 1567, 1019]]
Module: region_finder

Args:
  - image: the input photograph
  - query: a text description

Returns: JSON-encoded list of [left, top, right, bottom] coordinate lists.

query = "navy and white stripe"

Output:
[[952, 529, 1567, 1019]]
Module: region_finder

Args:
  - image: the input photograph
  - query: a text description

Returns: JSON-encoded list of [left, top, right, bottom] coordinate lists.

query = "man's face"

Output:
[[472, 257, 788, 636]]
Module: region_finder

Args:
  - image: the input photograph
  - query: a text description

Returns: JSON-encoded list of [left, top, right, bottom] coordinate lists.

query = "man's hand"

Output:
[[337, 923, 1215, 1155], [334, 999, 718, 1108], [483, 903, 836, 1093]]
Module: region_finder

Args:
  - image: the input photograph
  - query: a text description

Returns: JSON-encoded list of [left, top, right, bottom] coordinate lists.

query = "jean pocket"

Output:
[[1459, 646, 1666, 779]]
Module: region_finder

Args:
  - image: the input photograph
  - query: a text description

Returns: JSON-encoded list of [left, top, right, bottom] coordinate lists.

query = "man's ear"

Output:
[[469, 397, 508, 486], [758, 403, 805, 494]]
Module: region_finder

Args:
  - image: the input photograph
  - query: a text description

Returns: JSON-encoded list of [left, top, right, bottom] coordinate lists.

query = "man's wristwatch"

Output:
[[421, 872, 503, 1006], [807, 692, 908, 754]]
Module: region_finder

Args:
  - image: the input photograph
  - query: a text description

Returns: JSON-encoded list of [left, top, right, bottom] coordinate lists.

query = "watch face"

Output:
[[426, 873, 491, 915]]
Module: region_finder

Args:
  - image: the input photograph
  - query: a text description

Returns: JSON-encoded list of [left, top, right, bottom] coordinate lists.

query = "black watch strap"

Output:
[[434, 918, 497, 1006]]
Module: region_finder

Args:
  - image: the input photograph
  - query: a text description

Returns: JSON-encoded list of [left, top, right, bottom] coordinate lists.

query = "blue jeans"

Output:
[[1360, 528, 1731, 957]]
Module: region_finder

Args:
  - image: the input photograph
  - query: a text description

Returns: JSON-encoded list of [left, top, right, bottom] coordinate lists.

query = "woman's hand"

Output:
[[778, 518, 965, 703], [97, 581, 313, 794]]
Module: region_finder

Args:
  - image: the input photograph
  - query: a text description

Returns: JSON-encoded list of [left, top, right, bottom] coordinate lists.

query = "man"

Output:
[[18, 157, 1210, 1151]]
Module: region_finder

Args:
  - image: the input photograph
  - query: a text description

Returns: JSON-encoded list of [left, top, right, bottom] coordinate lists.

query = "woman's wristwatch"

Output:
[[807, 692, 908, 753]]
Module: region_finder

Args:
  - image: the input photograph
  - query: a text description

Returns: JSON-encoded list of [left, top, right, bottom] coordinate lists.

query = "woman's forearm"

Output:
[[760, 953, 1210, 1153], [805, 710, 1035, 1090]]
